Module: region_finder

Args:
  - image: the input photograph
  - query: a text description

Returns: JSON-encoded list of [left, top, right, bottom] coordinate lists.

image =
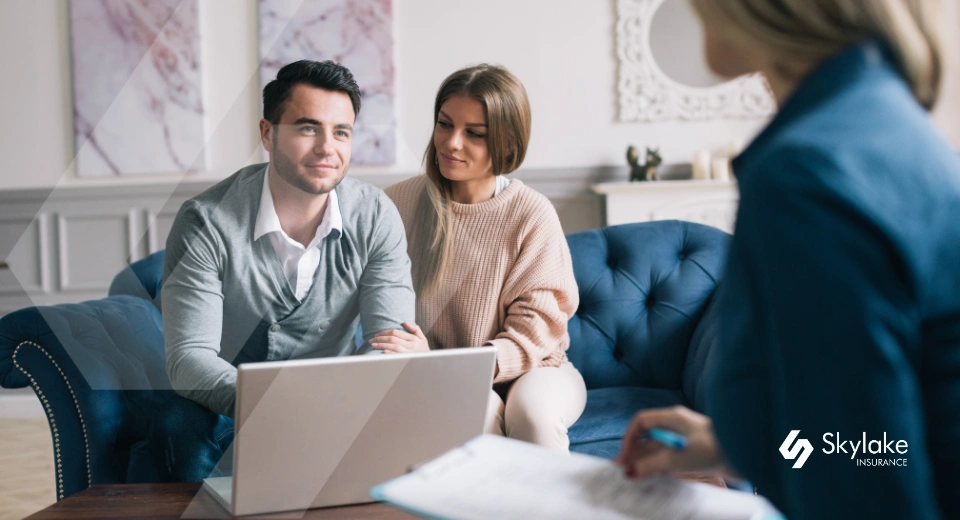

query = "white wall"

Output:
[[0, 0, 766, 190], [933, 0, 960, 147], [0, 0, 76, 191], [396, 1, 769, 170], [0, 0, 957, 191]]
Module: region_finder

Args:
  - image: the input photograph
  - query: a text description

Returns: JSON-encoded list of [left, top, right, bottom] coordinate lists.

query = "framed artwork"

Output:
[[616, 0, 775, 122], [70, 0, 207, 176], [259, 0, 396, 165]]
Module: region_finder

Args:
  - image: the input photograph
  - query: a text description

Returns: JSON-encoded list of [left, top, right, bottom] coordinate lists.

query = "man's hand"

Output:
[[370, 322, 429, 353], [614, 406, 729, 479]]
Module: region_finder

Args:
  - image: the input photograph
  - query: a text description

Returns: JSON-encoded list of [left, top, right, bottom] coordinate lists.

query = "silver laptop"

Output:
[[202, 347, 496, 516]]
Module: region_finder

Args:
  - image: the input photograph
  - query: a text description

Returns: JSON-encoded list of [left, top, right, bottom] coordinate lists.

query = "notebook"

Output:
[[371, 435, 784, 520]]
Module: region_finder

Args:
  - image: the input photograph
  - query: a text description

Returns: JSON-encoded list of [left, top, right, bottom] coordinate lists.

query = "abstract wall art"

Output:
[[70, 0, 207, 176], [259, 0, 396, 165]]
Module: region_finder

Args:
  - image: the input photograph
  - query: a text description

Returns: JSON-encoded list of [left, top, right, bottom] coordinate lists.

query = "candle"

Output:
[[692, 150, 711, 180], [712, 157, 731, 182]]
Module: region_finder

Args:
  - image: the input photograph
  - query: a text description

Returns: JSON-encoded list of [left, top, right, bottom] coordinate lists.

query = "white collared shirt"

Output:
[[253, 169, 343, 301], [495, 175, 510, 196]]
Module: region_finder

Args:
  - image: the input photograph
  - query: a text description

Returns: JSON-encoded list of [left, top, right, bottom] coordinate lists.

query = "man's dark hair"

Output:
[[262, 60, 361, 124]]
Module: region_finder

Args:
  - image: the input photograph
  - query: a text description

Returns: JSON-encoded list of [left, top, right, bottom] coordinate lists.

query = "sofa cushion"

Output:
[[126, 439, 161, 483], [565, 222, 730, 392], [569, 386, 686, 456]]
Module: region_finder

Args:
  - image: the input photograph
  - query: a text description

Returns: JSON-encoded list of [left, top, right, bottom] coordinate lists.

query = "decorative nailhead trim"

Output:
[[12, 341, 93, 500]]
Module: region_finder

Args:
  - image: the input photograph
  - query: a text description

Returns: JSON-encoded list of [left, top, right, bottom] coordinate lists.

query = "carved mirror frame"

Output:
[[616, 0, 776, 122]]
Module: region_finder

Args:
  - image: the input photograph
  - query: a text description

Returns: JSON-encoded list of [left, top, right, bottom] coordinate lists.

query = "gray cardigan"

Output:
[[162, 163, 415, 417]]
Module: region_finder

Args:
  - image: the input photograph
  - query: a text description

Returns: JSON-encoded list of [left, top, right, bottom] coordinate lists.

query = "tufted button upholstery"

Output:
[[0, 220, 732, 496], [565, 221, 731, 456], [566, 221, 729, 390], [0, 295, 170, 499]]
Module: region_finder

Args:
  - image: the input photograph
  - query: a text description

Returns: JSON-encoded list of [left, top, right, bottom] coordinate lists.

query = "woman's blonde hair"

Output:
[[411, 64, 532, 295], [690, 0, 944, 109]]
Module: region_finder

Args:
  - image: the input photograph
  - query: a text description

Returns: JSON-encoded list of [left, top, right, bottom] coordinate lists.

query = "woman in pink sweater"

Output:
[[372, 65, 587, 453]]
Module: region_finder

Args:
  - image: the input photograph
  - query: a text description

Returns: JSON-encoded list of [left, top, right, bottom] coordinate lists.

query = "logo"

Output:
[[780, 430, 813, 468], [822, 432, 908, 467], [779, 431, 910, 468]]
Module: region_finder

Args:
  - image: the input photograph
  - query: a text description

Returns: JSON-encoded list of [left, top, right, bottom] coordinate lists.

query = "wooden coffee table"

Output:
[[25, 483, 420, 519], [26, 474, 725, 519]]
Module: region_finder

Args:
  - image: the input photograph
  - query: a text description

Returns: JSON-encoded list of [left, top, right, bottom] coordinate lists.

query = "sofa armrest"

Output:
[[109, 250, 165, 310], [0, 296, 169, 500]]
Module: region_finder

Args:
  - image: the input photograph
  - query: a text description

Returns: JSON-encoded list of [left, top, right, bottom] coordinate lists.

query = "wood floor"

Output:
[[0, 419, 55, 520]]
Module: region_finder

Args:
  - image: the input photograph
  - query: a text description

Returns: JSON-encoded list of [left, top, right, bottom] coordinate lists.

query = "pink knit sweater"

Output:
[[384, 175, 579, 383]]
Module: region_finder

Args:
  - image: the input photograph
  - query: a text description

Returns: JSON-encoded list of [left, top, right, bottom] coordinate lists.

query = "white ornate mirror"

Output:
[[616, 0, 776, 122]]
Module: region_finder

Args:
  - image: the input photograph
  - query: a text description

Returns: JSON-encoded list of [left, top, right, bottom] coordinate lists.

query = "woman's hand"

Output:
[[614, 406, 728, 479], [370, 322, 430, 353]]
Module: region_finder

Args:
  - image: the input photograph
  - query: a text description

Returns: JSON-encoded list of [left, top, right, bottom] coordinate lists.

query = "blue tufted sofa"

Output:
[[0, 220, 730, 500]]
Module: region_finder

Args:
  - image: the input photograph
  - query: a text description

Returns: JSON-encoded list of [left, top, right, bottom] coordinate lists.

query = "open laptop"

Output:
[[202, 347, 497, 516]]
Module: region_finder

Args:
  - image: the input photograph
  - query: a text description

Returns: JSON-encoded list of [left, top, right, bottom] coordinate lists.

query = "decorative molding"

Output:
[[0, 214, 50, 295], [0, 179, 213, 203], [56, 215, 73, 292], [38, 213, 52, 294], [0, 166, 625, 204], [0, 166, 623, 312], [127, 208, 141, 263], [615, 0, 776, 122], [56, 210, 137, 292], [591, 178, 732, 194], [145, 209, 180, 254], [593, 179, 739, 233], [651, 200, 738, 232], [145, 210, 160, 254]]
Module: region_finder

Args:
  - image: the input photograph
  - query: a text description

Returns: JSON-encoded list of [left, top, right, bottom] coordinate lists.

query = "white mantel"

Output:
[[591, 180, 740, 234]]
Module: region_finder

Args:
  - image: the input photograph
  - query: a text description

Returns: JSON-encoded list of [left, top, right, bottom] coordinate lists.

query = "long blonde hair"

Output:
[[411, 64, 532, 295], [690, 0, 943, 109]]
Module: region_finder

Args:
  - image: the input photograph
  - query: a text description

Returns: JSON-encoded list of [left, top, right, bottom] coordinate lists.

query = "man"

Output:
[[151, 60, 417, 482]]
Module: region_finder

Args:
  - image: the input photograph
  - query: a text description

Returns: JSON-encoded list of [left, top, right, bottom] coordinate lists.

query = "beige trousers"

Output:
[[484, 362, 587, 454]]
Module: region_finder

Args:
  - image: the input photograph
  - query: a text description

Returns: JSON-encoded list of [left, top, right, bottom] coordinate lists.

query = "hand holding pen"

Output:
[[614, 405, 731, 479]]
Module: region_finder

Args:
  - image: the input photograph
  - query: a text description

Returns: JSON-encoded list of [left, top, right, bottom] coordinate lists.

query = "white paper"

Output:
[[373, 435, 782, 520]]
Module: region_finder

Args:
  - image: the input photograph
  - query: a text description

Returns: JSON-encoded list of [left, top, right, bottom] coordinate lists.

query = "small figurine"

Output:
[[627, 146, 662, 182]]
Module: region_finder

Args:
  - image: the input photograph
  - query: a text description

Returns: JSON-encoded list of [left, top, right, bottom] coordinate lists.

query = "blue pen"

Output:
[[643, 428, 687, 450]]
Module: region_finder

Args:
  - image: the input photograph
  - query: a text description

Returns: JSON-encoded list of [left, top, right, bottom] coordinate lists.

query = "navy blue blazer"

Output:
[[707, 41, 960, 519]]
